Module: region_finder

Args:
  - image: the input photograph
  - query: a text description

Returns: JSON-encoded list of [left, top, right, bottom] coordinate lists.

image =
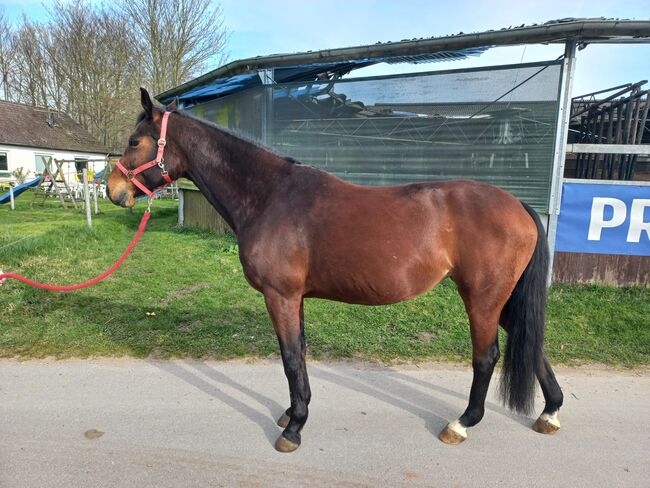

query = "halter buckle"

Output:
[[158, 138, 166, 148]]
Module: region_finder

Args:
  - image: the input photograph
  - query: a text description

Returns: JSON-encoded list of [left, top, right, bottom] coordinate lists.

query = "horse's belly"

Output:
[[306, 256, 450, 305]]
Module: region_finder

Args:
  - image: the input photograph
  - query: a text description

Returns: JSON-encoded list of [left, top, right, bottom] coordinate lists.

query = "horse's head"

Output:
[[107, 88, 183, 207]]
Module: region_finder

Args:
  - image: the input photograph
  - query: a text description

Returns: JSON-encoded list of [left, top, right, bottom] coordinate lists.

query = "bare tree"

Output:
[[13, 18, 49, 106], [41, 1, 146, 148], [91, 8, 146, 146], [118, 0, 229, 95], [0, 8, 16, 100], [37, 29, 67, 112], [1, 0, 229, 148]]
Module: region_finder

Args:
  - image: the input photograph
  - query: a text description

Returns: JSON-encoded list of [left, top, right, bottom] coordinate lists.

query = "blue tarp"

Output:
[[177, 74, 261, 102], [171, 46, 491, 105]]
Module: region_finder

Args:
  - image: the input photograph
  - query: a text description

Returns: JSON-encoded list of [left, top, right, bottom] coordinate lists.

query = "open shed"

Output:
[[158, 18, 650, 285]]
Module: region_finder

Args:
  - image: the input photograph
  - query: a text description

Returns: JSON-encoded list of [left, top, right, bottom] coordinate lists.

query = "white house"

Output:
[[0, 100, 108, 185]]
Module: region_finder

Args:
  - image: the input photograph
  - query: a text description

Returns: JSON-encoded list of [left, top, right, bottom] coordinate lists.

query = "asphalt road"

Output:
[[1, 359, 648, 487]]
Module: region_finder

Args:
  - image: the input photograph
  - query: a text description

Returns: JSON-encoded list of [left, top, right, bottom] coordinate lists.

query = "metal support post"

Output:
[[259, 68, 275, 145], [547, 40, 577, 285]]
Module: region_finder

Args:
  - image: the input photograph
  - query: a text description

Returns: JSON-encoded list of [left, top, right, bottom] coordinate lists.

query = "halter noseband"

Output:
[[116, 111, 174, 197]]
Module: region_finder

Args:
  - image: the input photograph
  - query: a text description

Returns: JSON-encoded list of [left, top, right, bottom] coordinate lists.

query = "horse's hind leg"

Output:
[[439, 285, 507, 445], [532, 353, 563, 434], [264, 290, 311, 453]]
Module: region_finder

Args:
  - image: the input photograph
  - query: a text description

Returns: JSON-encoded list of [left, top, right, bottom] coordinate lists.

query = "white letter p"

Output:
[[588, 197, 627, 241]]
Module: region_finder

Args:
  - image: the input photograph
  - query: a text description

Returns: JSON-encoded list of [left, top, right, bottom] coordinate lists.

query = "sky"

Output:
[[2, 0, 649, 96]]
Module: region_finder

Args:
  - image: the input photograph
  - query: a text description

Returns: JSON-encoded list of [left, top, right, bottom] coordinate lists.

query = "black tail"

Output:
[[499, 201, 548, 415]]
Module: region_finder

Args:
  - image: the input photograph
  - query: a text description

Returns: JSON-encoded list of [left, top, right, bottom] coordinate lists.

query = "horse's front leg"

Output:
[[264, 290, 311, 453]]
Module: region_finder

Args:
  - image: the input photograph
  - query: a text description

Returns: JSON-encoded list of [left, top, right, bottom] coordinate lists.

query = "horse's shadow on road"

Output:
[[149, 360, 284, 447], [150, 360, 532, 447], [309, 365, 532, 436]]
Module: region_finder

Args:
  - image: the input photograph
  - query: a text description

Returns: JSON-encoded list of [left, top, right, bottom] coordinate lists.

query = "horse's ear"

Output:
[[140, 87, 153, 119], [166, 97, 179, 110]]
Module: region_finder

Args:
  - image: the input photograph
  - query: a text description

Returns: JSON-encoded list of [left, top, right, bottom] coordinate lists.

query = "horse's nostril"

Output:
[[108, 186, 129, 207]]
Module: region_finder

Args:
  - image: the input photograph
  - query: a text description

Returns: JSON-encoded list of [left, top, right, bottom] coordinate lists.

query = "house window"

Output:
[[75, 157, 89, 182], [0, 152, 7, 172]]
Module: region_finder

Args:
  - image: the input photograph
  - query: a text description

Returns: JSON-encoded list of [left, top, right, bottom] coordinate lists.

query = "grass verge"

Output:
[[1, 195, 648, 366]]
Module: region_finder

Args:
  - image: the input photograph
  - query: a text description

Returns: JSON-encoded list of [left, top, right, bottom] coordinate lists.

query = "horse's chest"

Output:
[[237, 238, 308, 294], [237, 251, 267, 292]]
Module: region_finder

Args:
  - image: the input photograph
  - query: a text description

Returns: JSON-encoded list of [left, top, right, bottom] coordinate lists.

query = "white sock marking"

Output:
[[540, 411, 561, 428], [448, 419, 467, 438]]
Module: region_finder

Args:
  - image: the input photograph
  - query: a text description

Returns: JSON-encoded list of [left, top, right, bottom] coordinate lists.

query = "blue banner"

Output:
[[555, 182, 650, 256]]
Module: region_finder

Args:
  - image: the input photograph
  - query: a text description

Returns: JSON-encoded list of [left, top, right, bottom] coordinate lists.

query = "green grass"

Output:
[[1, 194, 649, 366]]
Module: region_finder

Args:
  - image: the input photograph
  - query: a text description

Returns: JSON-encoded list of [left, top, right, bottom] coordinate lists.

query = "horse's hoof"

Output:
[[277, 413, 290, 429], [532, 412, 561, 435], [438, 420, 467, 445], [275, 434, 300, 453]]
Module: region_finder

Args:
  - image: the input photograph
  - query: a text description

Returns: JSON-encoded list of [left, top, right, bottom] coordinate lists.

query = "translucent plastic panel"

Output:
[[191, 62, 562, 211]]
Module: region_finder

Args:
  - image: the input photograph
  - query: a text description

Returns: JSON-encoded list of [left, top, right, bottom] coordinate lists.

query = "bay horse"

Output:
[[107, 88, 563, 452]]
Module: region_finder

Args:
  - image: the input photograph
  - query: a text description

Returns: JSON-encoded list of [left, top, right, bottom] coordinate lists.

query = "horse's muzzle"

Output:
[[108, 186, 134, 208]]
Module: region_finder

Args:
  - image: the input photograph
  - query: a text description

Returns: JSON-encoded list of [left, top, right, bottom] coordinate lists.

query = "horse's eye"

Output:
[[129, 138, 139, 147]]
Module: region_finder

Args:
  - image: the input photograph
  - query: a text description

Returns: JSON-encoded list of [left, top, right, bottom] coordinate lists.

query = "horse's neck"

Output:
[[178, 116, 290, 232]]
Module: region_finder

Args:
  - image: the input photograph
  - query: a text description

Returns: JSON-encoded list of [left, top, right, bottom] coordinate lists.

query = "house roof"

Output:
[[0, 100, 108, 154], [157, 18, 650, 103]]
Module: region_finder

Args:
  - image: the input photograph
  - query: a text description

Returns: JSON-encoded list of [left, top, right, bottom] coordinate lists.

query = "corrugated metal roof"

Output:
[[157, 18, 650, 103], [383, 46, 489, 64], [167, 46, 492, 105]]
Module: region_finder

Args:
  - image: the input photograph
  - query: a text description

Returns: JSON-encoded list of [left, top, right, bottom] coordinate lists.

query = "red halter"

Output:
[[116, 111, 174, 197]]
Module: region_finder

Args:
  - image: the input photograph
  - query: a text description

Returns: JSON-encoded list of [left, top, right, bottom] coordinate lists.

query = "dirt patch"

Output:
[[176, 320, 203, 330], [161, 282, 210, 306], [417, 332, 435, 342], [84, 429, 104, 440]]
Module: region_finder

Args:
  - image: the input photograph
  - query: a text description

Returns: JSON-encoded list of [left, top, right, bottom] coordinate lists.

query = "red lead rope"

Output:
[[1, 112, 171, 291], [0, 210, 151, 292]]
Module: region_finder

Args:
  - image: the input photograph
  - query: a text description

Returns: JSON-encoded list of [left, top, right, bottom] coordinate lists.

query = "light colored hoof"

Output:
[[277, 413, 290, 429], [532, 413, 561, 435], [275, 434, 300, 453], [438, 421, 467, 445]]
